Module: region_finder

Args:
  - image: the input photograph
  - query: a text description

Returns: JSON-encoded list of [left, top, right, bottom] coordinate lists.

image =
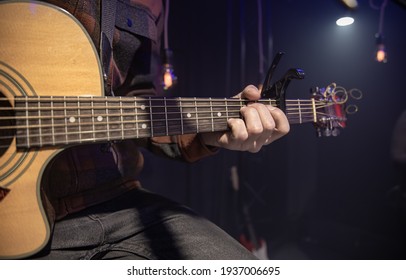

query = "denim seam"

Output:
[[87, 214, 106, 245]]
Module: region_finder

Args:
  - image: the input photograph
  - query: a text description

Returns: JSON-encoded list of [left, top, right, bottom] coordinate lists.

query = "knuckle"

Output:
[[263, 120, 276, 131], [280, 123, 290, 135], [233, 129, 249, 142], [247, 125, 263, 135]]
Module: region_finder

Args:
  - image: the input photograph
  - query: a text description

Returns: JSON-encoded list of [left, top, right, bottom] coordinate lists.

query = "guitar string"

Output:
[[0, 97, 342, 116], [0, 96, 327, 102], [0, 99, 332, 121], [0, 102, 325, 114], [0, 117, 319, 149], [0, 112, 318, 134], [0, 99, 333, 128], [0, 96, 330, 108], [0, 107, 333, 132], [0, 113, 324, 148], [0, 111, 318, 132], [0, 106, 326, 124], [0, 107, 340, 139], [0, 112, 340, 148]]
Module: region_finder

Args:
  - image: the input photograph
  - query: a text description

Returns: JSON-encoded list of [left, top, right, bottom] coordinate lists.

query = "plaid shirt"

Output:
[[40, 0, 216, 220]]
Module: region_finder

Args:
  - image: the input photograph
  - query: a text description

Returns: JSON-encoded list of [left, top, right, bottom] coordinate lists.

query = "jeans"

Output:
[[32, 188, 257, 260]]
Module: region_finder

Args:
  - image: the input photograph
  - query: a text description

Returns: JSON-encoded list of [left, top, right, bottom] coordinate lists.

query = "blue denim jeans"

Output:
[[32, 188, 256, 259]]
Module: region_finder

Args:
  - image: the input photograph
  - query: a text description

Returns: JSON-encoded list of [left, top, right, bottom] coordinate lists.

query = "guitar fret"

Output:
[[225, 98, 230, 120], [50, 96, 56, 145], [179, 99, 184, 135], [194, 97, 199, 133], [119, 97, 124, 139], [38, 97, 43, 147], [298, 99, 302, 124], [64, 96, 68, 144], [149, 98, 154, 137], [209, 97, 214, 132], [135, 100, 139, 138], [77, 96, 82, 143], [105, 98, 110, 141], [24, 97, 30, 147], [164, 98, 169, 135], [91, 96, 96, 141]]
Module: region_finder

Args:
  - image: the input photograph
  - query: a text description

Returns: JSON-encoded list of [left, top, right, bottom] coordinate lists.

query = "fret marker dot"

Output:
[[140, 105, 146, 110], [141, 124, 147, 129], [217, 112, 222, 117], [68, 116, 76, 123], [187, 113, 192, 118], [97, 116, 103, 122]]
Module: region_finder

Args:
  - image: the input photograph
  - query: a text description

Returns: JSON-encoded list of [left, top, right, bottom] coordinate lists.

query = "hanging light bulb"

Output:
[[162, 0, 177, 90], [375, 33, 387, 63], [163, 67, 175, 89], [162, 49, 177, 90], [371, 0, 388, 63], [375, 45, 387, 63]]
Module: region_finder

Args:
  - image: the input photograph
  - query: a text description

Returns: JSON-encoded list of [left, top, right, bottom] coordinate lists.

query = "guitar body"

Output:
[[0, 1, 103, 259]]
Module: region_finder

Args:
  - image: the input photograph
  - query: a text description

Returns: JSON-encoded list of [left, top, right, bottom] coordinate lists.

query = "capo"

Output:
[[261, 52, 305, 112]]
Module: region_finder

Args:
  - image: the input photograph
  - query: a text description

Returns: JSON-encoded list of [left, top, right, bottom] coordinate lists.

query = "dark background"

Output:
[[140, 0, 406, 259]]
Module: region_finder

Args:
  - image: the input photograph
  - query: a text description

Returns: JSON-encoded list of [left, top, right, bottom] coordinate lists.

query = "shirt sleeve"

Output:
[[148, 134, 218, 163]]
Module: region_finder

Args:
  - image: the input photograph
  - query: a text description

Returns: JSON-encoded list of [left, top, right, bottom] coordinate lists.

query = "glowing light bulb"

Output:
[[375, 45, 387, 63], [375, 34, 387, 63], [162, 64, 177, 90], [162, 49, 177, 90], [163, 68, 173, 89]]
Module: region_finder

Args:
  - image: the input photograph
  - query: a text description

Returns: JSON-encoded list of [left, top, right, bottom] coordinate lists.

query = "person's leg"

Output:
[[31, 188, 256, 260]]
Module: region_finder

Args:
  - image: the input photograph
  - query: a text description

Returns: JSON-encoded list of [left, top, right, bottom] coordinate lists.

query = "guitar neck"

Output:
[[13, 96, 317, 148]]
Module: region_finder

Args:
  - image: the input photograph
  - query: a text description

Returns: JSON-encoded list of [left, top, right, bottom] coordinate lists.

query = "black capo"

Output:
[[260, 52, 305, 112]]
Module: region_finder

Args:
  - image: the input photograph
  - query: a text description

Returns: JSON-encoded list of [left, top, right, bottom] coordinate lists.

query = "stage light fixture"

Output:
[[340, 0, 358, 9], [336, 16, 355, 26]]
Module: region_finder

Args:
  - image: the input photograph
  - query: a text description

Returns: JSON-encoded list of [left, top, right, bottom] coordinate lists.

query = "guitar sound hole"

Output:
[[0, 92, 15, 157]]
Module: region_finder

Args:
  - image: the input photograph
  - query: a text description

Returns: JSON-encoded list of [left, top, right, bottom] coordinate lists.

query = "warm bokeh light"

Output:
[[163, 65, 177, 90], [376, 46, 387, 63], [163, 70, 173, 89]]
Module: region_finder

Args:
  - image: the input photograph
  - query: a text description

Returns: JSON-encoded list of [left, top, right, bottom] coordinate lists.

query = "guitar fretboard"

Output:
[[13, 96, 319, 148]]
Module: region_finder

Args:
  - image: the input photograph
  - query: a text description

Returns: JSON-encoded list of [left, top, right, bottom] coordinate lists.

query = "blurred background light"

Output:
[[336, 16, 355, 26]]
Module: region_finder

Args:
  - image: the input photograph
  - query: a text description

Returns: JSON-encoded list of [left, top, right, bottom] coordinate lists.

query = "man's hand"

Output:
[[200, 85, 290, 153]]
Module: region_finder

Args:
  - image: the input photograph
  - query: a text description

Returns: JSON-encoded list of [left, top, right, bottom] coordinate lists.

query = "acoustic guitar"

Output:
[[0, 1, 353, 259]]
